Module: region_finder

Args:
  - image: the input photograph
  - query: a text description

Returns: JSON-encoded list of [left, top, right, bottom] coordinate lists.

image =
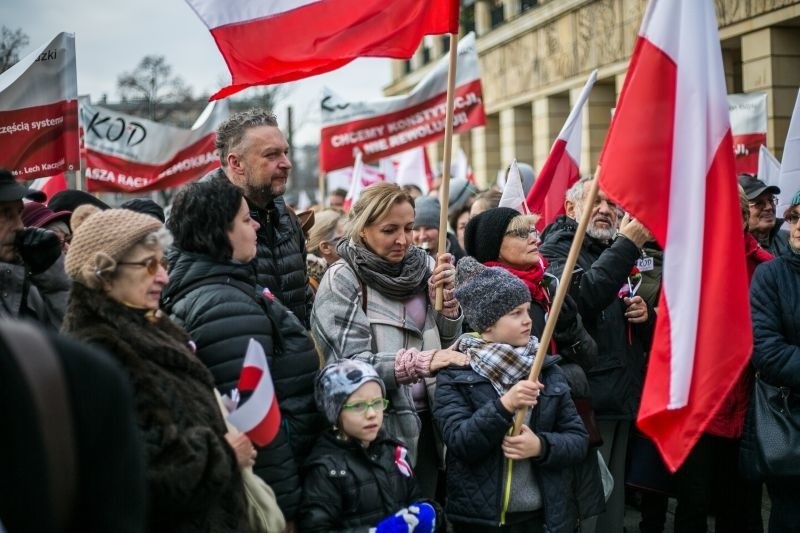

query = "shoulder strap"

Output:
[[0, 321, 75, 530]]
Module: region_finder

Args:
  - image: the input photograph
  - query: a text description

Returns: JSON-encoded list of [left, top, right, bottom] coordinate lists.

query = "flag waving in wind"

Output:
[[598, 0, 751, 471], [499, 160, 531, 214], [227, 339, 281, 446], [526, 70, 597, 230], [186, 0, 460, 99]]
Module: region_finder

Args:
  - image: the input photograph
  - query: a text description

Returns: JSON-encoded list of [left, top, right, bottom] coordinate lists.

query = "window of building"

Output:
[[490, 0, 505, 28], [521, 0, 538, 12]]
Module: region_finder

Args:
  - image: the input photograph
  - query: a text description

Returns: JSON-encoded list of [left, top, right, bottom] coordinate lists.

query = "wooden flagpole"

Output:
[[512, 173, 601, 434], [435, 32, 459, 311]]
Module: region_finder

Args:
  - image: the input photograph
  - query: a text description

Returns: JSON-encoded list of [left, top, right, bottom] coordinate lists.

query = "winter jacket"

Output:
[[311, 258, 463, 464], [760, 219, 790, 258], [61, 283, 249, 533], [204, 169, 313, 328], [298, 430, 420, 532], [750, 250, 800, 390], [0, 255, 70, 330], [433, 356, 588, 532], [539, 215, 654, 420], [163, 250, 323, 520]]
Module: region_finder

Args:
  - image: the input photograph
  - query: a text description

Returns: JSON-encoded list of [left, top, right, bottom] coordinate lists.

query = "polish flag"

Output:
[[499, 159, 531, 214], [776, 89, 800, 216], [525, 70, 597, 231], [598, 0, 751, 471], [31, 173, 68, 202], [343, 150, 365, 212], [227, 339, 281, 446], [757, 145, 781, 189], [185, 0, 459, 99], [391, 147, 433, 195]]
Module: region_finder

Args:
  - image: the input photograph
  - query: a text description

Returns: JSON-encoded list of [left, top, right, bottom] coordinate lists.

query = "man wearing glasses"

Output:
[[739, 174, 790, 257]]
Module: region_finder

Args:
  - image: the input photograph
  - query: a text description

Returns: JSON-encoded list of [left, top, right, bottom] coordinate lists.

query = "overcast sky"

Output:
[[1, 0, 392, 144]]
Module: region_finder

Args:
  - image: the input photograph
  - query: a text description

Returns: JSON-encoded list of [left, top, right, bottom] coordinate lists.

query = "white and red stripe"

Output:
[[599, 0, 751, 471], [390, 147, 433, 195], [499, 159, 531, 215], [30, 173, 68, 201], [776, 89, 800, 215], [185, 0, 459, 99], [227, 339, 281, 447], [526, 70, 597, 230]]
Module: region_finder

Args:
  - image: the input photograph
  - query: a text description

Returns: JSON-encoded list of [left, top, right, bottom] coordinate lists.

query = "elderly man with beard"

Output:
[[201, 109, 313, 328], [539, 175, 655, 533]]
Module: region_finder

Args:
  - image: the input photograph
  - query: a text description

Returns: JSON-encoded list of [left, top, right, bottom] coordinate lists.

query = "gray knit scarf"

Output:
[[456, 333, 539, 396], [337, 238, 431, 300]]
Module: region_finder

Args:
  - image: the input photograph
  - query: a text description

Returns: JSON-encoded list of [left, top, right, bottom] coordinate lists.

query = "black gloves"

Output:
[[15, 228, 62, 274], [555, 293, 578, 331]]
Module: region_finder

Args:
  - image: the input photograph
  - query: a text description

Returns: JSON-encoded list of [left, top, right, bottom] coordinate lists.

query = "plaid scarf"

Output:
[[456, 333, 539, 396]]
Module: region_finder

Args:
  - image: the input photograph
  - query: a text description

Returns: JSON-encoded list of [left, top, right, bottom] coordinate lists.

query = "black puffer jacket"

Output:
[[163, 250, 324, 520], [204, 169, 313, 328], [298, 430, 420, 532], [61, 283, 250, 533], [539, 215, 654, 420], [433, 357, 588, 532]]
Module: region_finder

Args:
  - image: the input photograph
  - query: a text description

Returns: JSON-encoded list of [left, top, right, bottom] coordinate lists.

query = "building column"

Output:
[[503, 0, 520, 20], [475, 0, 493, 36], [741, 27, 800, 159], [499, 104, 534, 169], [575, 80, 616, 175], [532, 94, 570, 171], [471, 113, 501, 189]]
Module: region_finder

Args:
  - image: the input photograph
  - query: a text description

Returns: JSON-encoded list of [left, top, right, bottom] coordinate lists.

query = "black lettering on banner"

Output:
[[84, 111, 147, 146]]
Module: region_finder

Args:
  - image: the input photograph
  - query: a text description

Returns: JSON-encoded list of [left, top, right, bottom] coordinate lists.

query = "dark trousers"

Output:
[[766, 479, 800, 533], [456, 514, 544, 533], [674, 434, 763, 533]]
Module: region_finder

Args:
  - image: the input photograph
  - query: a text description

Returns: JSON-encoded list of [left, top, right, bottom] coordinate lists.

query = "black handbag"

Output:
[[739, 373, 800, 480]]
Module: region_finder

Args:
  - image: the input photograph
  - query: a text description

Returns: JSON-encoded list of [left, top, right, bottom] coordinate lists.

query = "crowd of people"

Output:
[[0, 107, 798, 533]]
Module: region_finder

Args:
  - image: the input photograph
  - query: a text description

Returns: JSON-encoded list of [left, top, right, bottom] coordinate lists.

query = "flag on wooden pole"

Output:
[[499, 159, 531, 214], [598, 0, 751, 472]]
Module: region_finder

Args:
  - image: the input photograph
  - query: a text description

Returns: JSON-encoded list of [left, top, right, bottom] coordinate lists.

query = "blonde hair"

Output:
[[307, 208, 346, 254], [504, 213, 540, 233], [346, 183, 415, 245]]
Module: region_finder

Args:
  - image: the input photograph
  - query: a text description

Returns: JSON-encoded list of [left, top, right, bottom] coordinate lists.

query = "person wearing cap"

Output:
[[749, 189, 800, 531], [47, 189, 109, 213], [412, 196, 465, 262], [60, 205, 251, 532], [447, 178, 477, 216], [0, 169, 70, 329], [738, 174, 790, 257], [539, 176, 654, 533], [311, 183, 465, 500], [203, 109, 313, 328], [21, 201, 73, 253], [299, 359, 440, 532], [120, 198, 166, 223], [433, 257, 588, 532]]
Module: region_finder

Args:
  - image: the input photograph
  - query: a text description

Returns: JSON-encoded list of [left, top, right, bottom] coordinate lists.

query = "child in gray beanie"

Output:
[[300, 359, 440, 532], [432, 257, 588, 532]]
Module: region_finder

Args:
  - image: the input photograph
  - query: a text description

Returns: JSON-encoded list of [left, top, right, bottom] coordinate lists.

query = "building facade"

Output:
[[385, 0, 800, 188]]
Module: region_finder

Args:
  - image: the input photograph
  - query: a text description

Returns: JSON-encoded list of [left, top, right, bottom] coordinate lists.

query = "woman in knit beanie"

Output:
[[61, 205, 251, 532]]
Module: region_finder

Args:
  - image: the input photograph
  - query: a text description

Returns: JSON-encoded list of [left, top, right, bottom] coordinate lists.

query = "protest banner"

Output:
[[82, 98, 228, 192], [0, 33, 79, 181], [728, 92, 767, 175], [319, 32, 485, 172]]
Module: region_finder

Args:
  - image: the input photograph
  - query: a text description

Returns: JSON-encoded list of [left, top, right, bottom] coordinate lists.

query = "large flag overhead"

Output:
[[320, 32, 485, 172], [598, 0, 751, 471], [526, 70, 597, 230], [0, 33, 79, 181], [186, 0, 459, 99], [776, 88, 800, 215], [82, 98, 228, 192]]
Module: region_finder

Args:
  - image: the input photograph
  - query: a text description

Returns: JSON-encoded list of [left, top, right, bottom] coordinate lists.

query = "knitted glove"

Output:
[[371, 502, 436, 533], [15, 227, 62, 274]]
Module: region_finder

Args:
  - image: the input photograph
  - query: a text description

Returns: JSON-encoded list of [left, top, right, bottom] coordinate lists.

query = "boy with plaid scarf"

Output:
[[433, 258, 589, 532]]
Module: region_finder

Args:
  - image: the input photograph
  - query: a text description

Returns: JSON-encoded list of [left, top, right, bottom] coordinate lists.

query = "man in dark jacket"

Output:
[[0, 169, 70, 330], [739, 174, 790, 257], [205, 110, 313, 327], [539, 176, 654, 533]]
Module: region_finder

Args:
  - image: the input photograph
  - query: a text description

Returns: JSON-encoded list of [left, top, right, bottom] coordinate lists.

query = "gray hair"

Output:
[[566, 175, 594, 206], [139, 227, 173, 252], [216, 109, 279, 167]]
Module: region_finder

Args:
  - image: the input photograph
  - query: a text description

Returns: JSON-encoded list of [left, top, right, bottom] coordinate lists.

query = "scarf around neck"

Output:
[[485, 256, 550, 305], [337, 238, 431, 300], [456, 333, 539, 396]]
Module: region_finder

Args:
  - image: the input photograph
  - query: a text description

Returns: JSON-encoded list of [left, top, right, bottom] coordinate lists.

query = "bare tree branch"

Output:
[[0, 26, 30, 73]]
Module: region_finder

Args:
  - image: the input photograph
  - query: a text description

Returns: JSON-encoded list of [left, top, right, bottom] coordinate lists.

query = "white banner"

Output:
[[728, 92, 767, 175]]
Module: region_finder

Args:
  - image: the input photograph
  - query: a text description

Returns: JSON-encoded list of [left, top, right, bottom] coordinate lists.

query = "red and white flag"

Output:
[[186, 0, 459, 99], [598, 0, 751, 471], [526, 70, 597, 230], [343, 150, 365, 212], [0, 33, 79, 181], [82, 98, 228, 193], [776, 88, 800, 215], [729, 92, 767, 175], [389, 147, 433, 195], [757, 145, 781, 189], [30, 173, 68, 201], [227, 339, 281, 447], [499, 159, 530, 214]]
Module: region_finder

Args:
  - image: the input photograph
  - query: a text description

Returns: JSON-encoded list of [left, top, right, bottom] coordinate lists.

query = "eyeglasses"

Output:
[[786, 212, 800, 225], [341, 398, 389, 414], [505, 227, 539, 241], [117, 256, 169, 275], [749, 196, 778, 209]]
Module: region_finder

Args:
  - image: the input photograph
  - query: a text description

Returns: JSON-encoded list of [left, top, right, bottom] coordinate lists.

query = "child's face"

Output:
[[338, 381, 385, 447], [482, 302, 532, 346]]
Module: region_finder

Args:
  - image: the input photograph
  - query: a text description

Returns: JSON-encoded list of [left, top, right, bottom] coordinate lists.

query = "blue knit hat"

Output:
[[315, 360, 386, 425]]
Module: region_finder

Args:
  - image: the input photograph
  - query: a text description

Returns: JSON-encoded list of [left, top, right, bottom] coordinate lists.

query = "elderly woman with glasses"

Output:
[[61, 205, 251, 532], [463, 207, 606, 524]]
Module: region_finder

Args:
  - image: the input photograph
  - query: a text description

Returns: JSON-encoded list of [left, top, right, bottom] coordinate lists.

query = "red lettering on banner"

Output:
[[320, 79, 485, 171]]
